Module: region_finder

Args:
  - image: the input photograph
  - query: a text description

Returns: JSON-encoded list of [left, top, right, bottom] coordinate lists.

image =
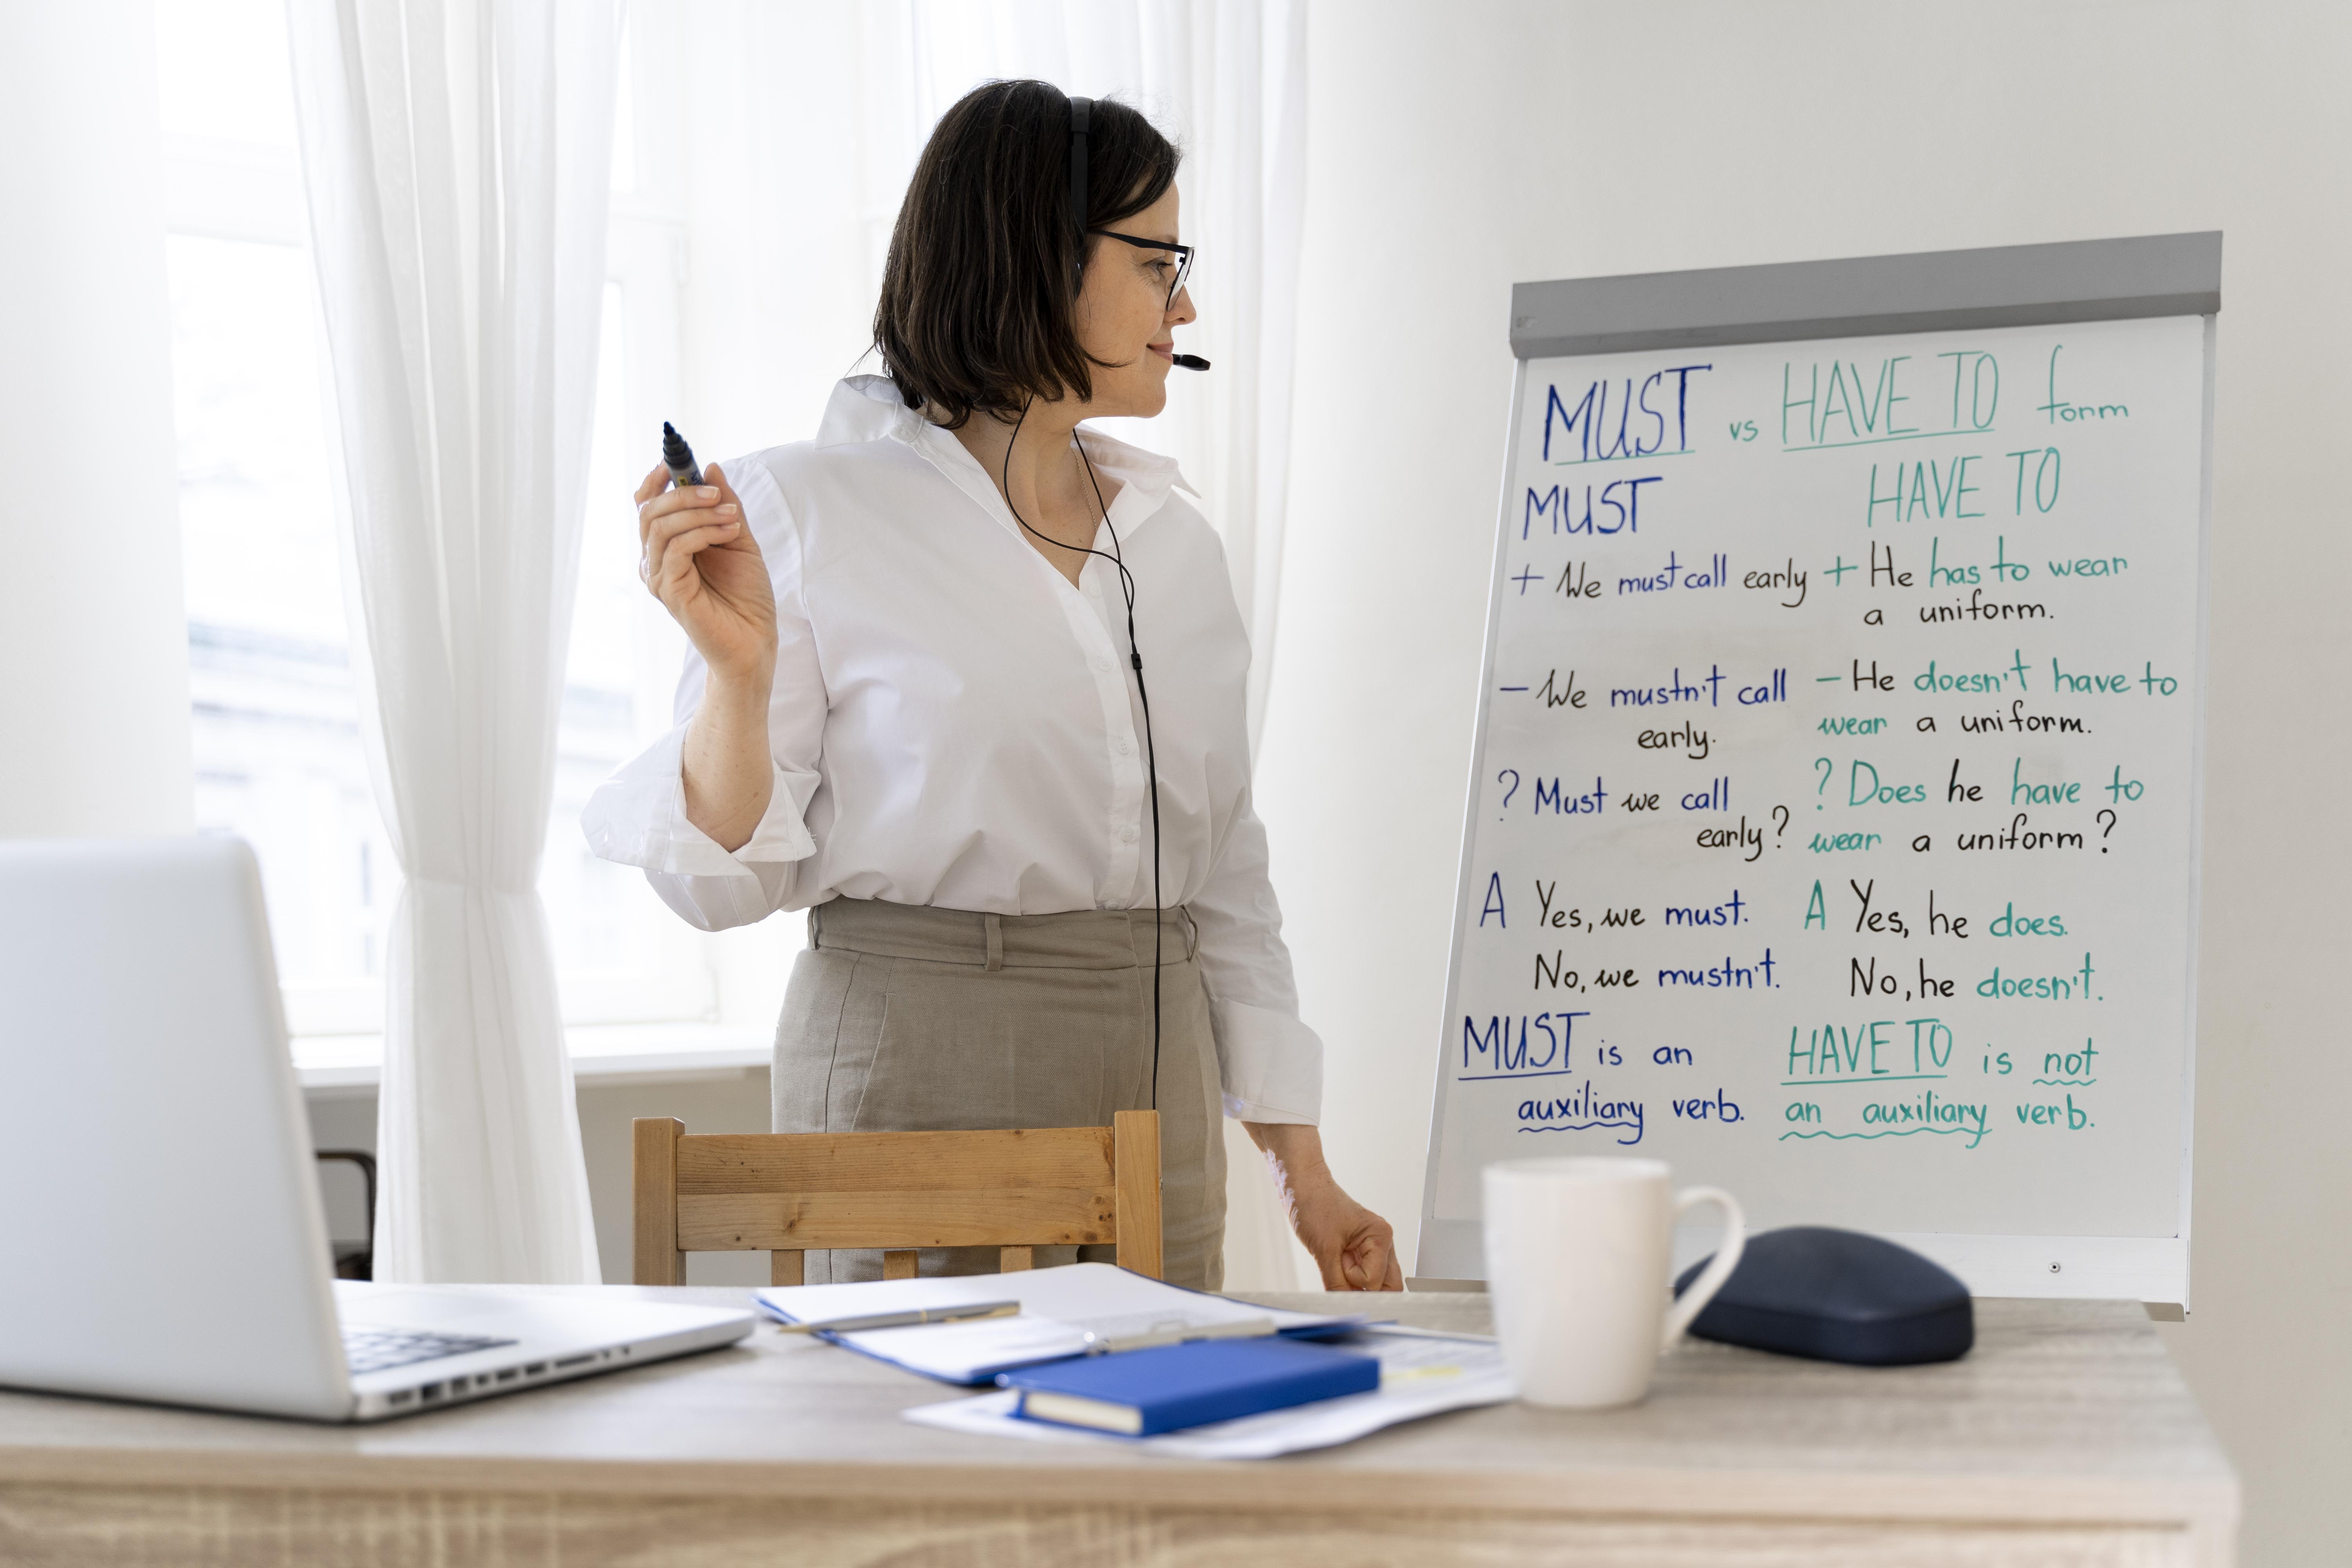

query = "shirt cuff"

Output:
[[580, 726, 817, 878], [726, 759, 819, 867], [1209, 998, 1323, 1124]]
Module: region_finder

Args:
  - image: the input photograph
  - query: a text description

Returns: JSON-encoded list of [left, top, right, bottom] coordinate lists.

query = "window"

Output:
[[156, 0, 727, 1042], [170, 231, 390, 1015]]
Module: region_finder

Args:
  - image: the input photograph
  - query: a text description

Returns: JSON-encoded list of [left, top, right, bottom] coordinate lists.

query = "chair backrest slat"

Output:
[[677, 1186, 1116, 1250], [675, 1126, 1113, 1195]]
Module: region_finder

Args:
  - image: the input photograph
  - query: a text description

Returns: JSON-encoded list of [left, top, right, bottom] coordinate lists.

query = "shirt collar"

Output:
[[816, 375, 1199, 543]]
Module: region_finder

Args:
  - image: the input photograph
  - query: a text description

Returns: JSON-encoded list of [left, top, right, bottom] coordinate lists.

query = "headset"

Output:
[[992, 92, 1198, 1111]]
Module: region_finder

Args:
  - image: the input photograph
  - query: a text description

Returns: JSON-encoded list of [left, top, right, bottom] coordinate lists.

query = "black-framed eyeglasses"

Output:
[[1089, 230, 1194, 309]]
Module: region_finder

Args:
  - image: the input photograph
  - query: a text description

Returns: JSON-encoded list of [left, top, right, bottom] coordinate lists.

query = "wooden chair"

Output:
[[313, 1149, 376, 1280], [632, 1111, 1163, 1286]]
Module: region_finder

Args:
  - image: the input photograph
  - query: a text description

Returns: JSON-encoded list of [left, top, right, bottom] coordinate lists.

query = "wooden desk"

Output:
[[0, 1288, 2236, 1566]]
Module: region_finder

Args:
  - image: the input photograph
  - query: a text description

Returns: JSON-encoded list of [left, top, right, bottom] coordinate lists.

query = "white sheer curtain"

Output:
[[287, 0, 622, 1283]]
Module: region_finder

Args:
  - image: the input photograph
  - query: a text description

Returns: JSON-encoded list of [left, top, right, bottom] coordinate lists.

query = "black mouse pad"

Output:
[[1672, 1226, 1973, 1365]]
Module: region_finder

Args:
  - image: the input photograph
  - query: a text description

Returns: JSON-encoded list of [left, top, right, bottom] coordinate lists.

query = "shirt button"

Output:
[[1115, 737, 1132, 755], [1094, 655, 1114, 673], [1086, 579, 1103, 598], [1121, 824, 1139, 844]]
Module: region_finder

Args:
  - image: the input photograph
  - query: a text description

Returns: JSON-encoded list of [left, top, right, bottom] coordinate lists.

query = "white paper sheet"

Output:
[[900, 1328, 1515, 1458], [754, 1262, 1356, 1385]]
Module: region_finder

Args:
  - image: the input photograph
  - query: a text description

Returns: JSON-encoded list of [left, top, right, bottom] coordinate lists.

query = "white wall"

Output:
[[1261, 2, 2349, 1559], [0, 0, 192, 837]]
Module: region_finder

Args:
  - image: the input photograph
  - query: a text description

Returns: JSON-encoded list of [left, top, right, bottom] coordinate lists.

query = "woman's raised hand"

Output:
[[635, 461, 778, 686]]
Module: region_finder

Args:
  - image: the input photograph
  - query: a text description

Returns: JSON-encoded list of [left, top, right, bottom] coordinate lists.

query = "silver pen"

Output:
[[1081, 1316, 1278, 1355], [774, 1299, 1020, 1336]]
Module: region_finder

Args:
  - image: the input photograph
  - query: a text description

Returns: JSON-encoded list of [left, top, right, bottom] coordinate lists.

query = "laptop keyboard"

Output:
[[342, 1326, 518, 1376]]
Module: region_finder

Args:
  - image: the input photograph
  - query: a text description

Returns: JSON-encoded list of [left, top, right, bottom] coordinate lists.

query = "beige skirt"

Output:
[[771, 898, 1226, 1289]]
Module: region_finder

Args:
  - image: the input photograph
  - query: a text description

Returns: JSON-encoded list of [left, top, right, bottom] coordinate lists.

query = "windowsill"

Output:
[[294, 1023, 771, 1096]]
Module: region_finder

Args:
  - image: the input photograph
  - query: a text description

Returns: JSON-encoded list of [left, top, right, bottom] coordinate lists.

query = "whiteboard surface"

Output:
[[1419, 314, 2207, 1301]]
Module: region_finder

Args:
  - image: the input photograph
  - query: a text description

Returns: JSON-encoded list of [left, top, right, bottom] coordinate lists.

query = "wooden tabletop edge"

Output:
[[0, 1445, 2239, 1526]]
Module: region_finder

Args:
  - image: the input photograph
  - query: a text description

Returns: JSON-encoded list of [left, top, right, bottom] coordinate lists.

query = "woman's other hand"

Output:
[[636, 460, 777, 686], [1245, 1123, 1405, 1291], [1289, 1173, 1404, 1291]]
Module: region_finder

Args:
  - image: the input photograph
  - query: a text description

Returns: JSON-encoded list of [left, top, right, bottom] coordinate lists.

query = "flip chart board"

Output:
[[1417, 234, 2220, 1304]]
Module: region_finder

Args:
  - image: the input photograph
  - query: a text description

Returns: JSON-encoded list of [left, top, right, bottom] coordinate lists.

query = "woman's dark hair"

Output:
[[873, 80, 1180, 428]]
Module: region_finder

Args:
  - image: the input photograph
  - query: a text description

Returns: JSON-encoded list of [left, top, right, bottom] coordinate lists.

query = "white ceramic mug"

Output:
[[1482, 1156, 1746, 1409]]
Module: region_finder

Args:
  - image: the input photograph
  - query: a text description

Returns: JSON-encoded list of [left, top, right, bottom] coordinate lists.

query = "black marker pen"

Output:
[[661, 421, 703, 488]]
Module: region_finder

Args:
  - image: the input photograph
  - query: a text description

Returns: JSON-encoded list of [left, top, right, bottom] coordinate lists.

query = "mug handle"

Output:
[[1659, 1186, 1746, 1346]]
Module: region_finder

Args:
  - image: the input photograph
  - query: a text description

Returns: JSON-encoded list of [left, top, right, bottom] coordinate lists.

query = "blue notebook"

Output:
[[1000, 1337, 1380, 1436]]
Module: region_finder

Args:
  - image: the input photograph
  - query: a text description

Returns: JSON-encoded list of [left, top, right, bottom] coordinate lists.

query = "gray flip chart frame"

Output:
[[1417, 232, 2220, 1305]]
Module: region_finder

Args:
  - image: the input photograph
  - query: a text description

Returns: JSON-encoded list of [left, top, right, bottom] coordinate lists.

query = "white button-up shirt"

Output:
[[580, 375, 1320, 1124]]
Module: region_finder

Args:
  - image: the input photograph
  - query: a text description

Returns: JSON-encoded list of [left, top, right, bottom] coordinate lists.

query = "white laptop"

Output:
[[0, 837, 754, 1422]]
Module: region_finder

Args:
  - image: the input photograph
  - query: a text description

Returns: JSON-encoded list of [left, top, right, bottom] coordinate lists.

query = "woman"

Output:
[[583, 80, 1398, 1291]]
